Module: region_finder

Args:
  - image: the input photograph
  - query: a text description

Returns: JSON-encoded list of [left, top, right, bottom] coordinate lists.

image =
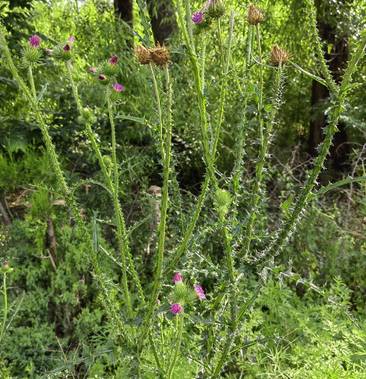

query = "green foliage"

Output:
[[0, 0, 366, 377]]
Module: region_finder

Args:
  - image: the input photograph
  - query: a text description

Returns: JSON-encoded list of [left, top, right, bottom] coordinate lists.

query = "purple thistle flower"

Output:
[[68, 35, 76, 43], [88, 66, 97, 74], [170, 303, 183, 315], [109, 55, 119, 65], [173, 272, 183, 284], [28, 35, 41, 48], [194, 284, 206, 300], [63, 43, 71, 52], [112, 83, 125, 92], [98, 74, 107, 81], [192, 11, 204, 24]]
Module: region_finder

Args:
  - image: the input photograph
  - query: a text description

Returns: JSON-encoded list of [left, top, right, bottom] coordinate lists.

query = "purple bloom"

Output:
[[112, 83, 125, 92], [88, 66, 97, 74], [28, 35, 41, 48], [68, 35, 75, 43], [173, 272, 183, 284], [109, 55, 119, 65], [192, 11, 204, 24], [63, 43, 71, 52], [98, 74, 107, 81], [194, 284, 206, 300], [170, 303, 183, 315]]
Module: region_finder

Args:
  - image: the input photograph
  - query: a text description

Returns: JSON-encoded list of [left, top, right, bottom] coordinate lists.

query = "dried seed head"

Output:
[[270, 44, 289, 66], [135, 45, 152, 65], [248, 4, 264, 25], [150, 44, 170, 67]]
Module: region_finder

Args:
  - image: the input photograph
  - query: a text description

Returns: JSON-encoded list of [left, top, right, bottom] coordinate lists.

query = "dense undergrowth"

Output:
[[0, 0, 366, 377]]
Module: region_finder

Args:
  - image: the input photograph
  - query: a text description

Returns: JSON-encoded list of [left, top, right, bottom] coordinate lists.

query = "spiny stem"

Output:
[[139, 64, 173, 349], [65, 61, 141, 312], [107, 95, 119, 196], [264, 29, 366, 262], [0, 272, 8, 344], [241, 65, 284, 258], [166, 315, 184, 379]]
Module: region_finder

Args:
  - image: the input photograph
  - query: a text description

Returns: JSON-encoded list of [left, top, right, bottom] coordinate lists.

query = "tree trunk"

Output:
[[147, 0, 177, 45], [309, 0, 350, 171], [114, 0, 133, 25]]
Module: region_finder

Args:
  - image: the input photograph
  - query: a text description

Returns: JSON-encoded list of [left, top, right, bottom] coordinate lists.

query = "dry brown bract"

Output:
[[248, 4, 264, 25], [270, 44, 289, 66], [135, 45, 152, 65], [150, 45, 170, 67]]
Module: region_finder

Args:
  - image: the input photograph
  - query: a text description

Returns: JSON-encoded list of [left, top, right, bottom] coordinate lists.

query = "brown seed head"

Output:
[[248, 4, 264, 25], [135, 45, 152, 65], [150, 44, 170, 67], [270, 44, 289, 66], [2, 260, 9, 270]]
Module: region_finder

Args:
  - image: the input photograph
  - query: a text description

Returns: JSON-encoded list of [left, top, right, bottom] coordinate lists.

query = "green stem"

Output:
[[65, 61, 139, 312], [166, 315, 184, 379], [149, 63, 165, 160], [0, 272, 8, 343], [139, 64, 173, 348], [107, 95, 119, 195], [241, 65, 284, 258], [212, 11, 235, 161], [264, 30, 366, 261]]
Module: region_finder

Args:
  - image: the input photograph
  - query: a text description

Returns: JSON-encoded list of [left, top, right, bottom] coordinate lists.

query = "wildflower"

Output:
[[68, 35, 76, 43], [170, 303, 183, 315], [150, 44, 170, 67], [98, 74, 107, 81], [248, 4, 264, 25], [109, 55, 118, 65], [28, 35, 41, 48], [63, 43, 71, 52], [135, 45, 152, 65], [270, 44, 289, 66], [173, 272, 183, 284], [112, 83, 125, 92], [192, 11, 204, 24], [194, 284, 206, 300], [88, 66, 97, 74]]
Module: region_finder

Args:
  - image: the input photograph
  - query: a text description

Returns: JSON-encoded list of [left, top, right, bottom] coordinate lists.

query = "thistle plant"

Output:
[[0, 0, 365, 376]]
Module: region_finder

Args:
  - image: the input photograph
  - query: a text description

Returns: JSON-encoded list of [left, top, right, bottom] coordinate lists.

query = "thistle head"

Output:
[[192, 11, 204, 25], [108, 54, 119, 65], [68, 35, 76, 43], [88, 66, 97, 74], [28, 35, 41, 48], [63, 43, 71, 52], [170, 303, 183, 315], [194, 284, 206, 300], [150, 44, 170, 67], [248, 4, 264, 25], [173, 272, 183, 284], [112, 82, 125, 92], [98, 74, 108, 84], [206, 0, 225, 19], [135, 45, 152, 65], [270, 44, 289, 66]]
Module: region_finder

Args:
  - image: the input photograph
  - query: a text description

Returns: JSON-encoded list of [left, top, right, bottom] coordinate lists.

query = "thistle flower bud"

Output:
[[150, 44, 170, 67], [112, 83, 125, 92], [28, 35, 41, 48], [170, 303, 183, 315], [135, 45, 152, 65], [270, 44, 289, 66], [194, 284, 206, 300], [2, 261, 9, 270], [173, 272, 183, 284], [247, 4, 264, 25], [206, 0, 225, 19], [192, 11, 204, 25], [108, 55, 118, 65], [98, 74, 108, 84]]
